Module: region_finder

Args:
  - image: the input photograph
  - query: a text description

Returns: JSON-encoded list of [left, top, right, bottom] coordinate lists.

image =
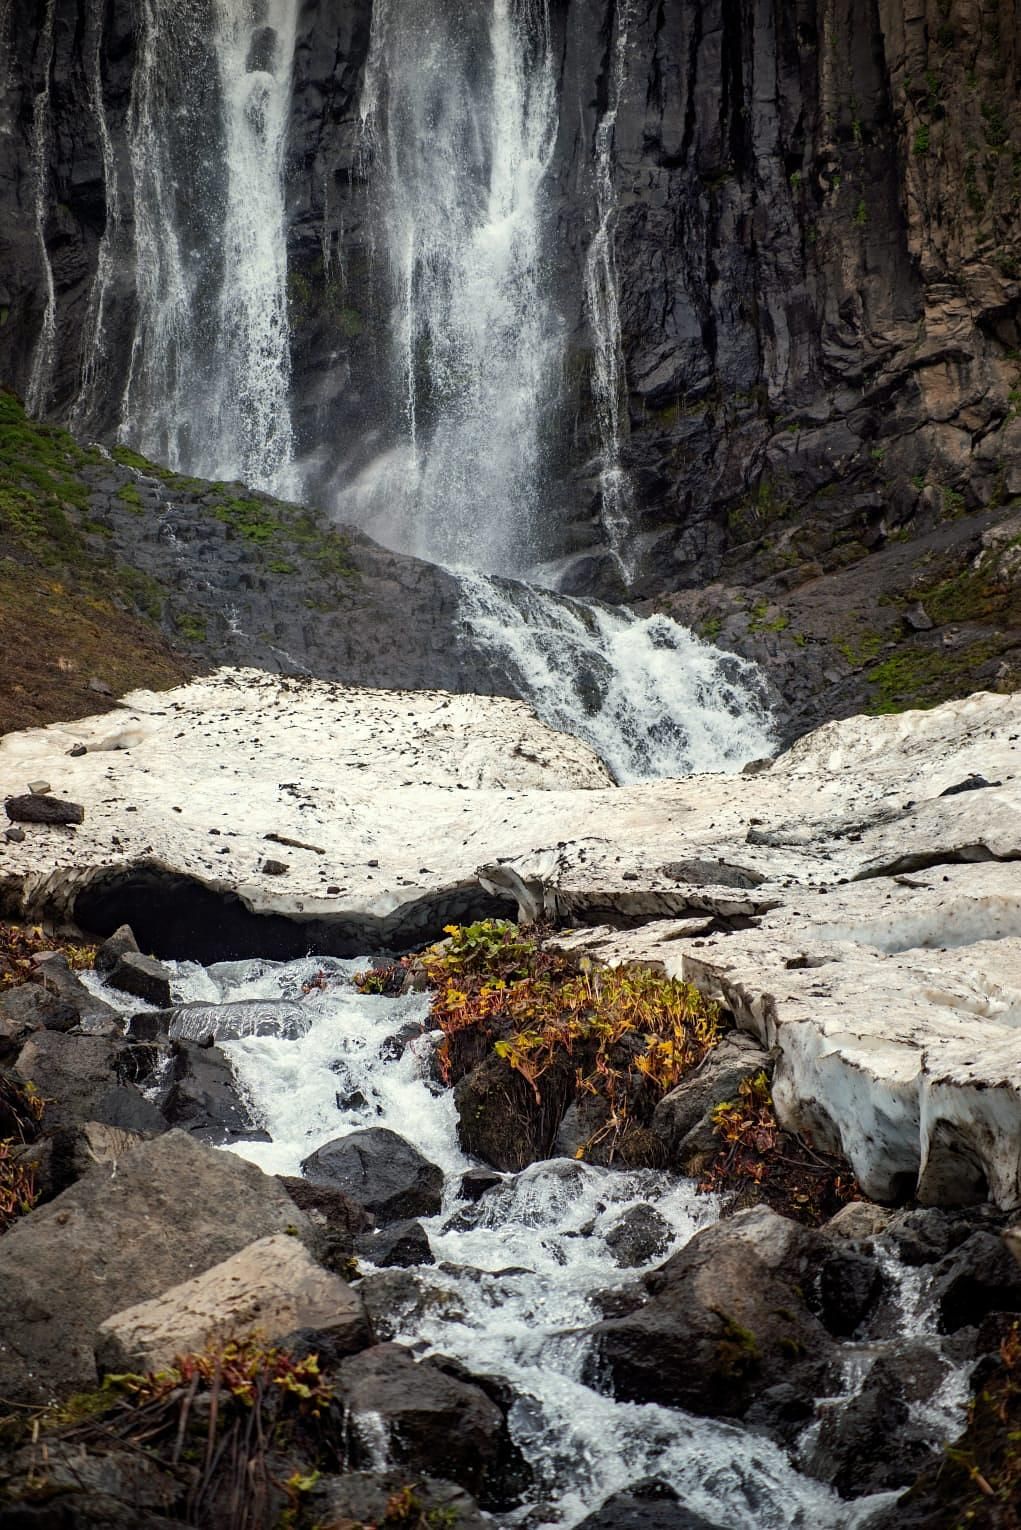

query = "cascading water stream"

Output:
[[84, 955, 970, 1530], [70, 9, 120, 434], [26, 0, 57, 418]]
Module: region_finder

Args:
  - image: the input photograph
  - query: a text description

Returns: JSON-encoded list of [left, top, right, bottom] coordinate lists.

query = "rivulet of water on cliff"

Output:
[[351, 0, 775, 775]]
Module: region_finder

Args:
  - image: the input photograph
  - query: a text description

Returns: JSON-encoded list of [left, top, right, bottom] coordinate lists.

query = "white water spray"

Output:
[[26, 0, 57, 418], [92, 951, 964, 1530]]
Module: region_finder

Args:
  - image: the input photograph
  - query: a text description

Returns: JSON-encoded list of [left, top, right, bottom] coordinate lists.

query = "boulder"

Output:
[[301, 1128, 443, 1224], [356, 1219, 434, 1268], [95, 1233, 371, 1374], [336, 1343, 521, 1508], [0, 1442, 184, 1525], [14, 1030, 165, 1190], [304, 1472, 488, 1530], [160, 1039, 268, 1143], [279, 1175, 374, 1241], [0, 982, 79, 1037], [576, 1479, 725, 1530], [36, 954, 121, 1033], [604, 1204, 672, 1268], [0, 1131, 313, 1404], [107, 952, 173, 1009], [94, 924, 141, 974], [880, 1207, 990, 1267], [816, 1245, 884, 1336], [930, 1230, 1021, 1331], [651, 1032, 770, 1161], [4, 794, 84, 825], [586, 1206, 834, 1419]]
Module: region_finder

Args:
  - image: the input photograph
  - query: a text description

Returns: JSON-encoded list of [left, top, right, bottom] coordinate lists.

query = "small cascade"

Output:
[[458, 572, 775, 782], [584, 0, 636, 578], [358, 0, 560, 574], [25, 0, 57, 418], [118, 0, 297, 495]]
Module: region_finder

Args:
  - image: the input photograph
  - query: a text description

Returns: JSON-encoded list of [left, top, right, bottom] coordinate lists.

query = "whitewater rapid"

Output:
[[84, 953, 969, 1530]]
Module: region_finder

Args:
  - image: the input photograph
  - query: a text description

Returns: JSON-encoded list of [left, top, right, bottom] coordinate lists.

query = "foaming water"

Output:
[[458, 571, 776, 781], [117, 953, 966, 1530]]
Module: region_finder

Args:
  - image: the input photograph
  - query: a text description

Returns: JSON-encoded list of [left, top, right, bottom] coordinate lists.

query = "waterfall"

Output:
[[117, 0, 297, 494], [351, 0, 775, 777], [358, 0, 560, 575], [26, 0, 57, 418], [584, 0, 636, 578]]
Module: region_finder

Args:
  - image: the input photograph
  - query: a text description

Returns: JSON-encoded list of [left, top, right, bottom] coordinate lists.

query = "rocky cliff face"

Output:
[[0, 0, 1018, 728]]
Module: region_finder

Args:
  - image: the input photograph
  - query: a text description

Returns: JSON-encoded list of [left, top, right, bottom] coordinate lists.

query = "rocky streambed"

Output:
[[1, 674, 1020, 1526]]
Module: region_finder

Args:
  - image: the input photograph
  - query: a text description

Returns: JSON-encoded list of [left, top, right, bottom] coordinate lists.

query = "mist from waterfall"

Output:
[[116, 0, 297, 494], [358, 0, 560, 575]]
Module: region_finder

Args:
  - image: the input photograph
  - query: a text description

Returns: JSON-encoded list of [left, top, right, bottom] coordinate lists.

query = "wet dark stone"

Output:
[[301, 1127, 443, 1224], [356, 1219, 435, 1269]]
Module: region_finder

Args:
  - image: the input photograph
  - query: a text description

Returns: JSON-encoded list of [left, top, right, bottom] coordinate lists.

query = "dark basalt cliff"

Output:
[[0, 0, 1018, 728]]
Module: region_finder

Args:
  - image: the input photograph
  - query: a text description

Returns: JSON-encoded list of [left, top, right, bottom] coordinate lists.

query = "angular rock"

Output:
[[4, 794, 84, 825], [587, 1206, 834, 1419], [279, 1176, 374, 1241], [96, 1233, 371, 1374], [806, 1344, 950, 1497], [356, 1219, 434, 1269], [0, 1131, 313, 1404], [108, 951, 174, 1008], [460, 1168, 504, 1202], [652, 1033, 771, 1160], [14, 1029, 165, 1190], [604, 1204, 672, 1268], [930, 1231, 1021, 1332], [95, 923, 141, 974], [36, 953, 122, 1032], [161, 1039, 267, 1144], [336, 1343, 519, 1508], [824, 1201, 894, 1241], [0, 981, 78, 1040], [72, 1121, 148, 1182], [817, 1245, 884, 1337], [301, 1128, 443, 1224], [576, 1479, 725, 1530]]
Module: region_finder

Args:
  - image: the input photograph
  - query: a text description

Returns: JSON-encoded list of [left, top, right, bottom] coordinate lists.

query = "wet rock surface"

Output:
[[588, 1207, 837, 1420], [301, 1127, 444, 1224]]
